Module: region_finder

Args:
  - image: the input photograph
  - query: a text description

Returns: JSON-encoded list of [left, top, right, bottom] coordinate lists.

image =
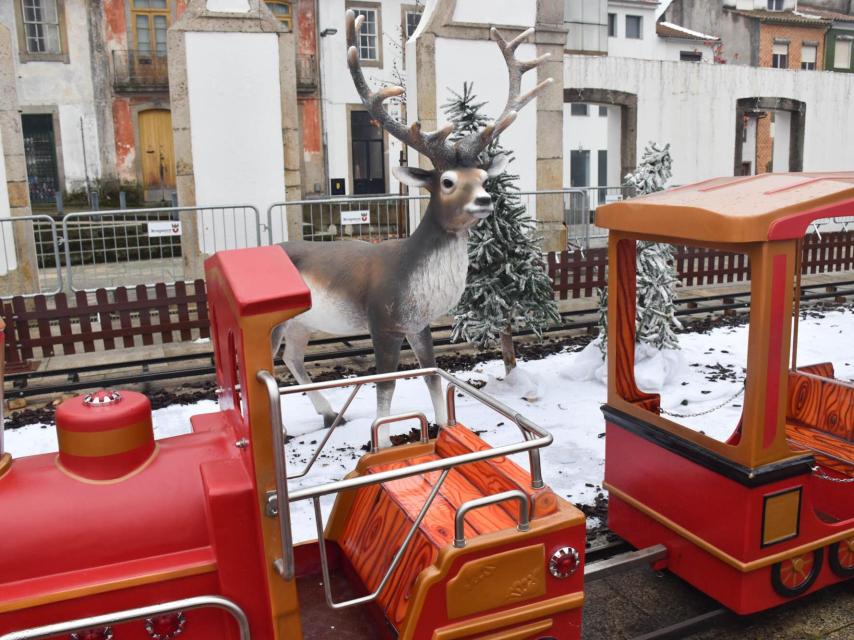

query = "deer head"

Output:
[[345, 10, 551, 232]]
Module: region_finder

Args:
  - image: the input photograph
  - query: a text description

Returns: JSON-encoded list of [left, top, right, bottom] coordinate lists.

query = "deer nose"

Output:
[[475, 195, 492, 207]]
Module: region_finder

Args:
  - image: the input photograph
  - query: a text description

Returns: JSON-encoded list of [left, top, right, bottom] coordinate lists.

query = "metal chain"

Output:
[[811, 466, 854, 483], [660, 384, 745, 418]]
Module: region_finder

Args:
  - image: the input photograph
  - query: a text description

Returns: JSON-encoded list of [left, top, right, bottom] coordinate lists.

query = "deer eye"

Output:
[[442, 178, 454, 189], [440, 173, 457, 191]]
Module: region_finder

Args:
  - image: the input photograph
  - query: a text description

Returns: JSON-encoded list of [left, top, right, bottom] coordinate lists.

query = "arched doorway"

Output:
[[138, 108, 176, 200], [734, 98, 805, 176]]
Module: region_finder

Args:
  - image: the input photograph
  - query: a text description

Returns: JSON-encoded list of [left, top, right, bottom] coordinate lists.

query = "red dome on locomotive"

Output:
[[55, 389, 155, 482]]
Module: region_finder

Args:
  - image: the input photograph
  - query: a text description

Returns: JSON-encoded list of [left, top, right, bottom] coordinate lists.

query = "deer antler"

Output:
[[454, 28, 553, 166], [346, 11, 552, 170], [346, 10, 457, 169]]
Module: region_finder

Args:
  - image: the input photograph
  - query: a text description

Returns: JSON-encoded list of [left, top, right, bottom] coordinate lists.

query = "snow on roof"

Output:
[[656, 21, 719, 41]]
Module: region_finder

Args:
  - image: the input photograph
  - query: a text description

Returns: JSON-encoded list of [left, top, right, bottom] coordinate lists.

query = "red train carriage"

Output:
[[597, 172, 854, 614], [0, 247, 586, 639]]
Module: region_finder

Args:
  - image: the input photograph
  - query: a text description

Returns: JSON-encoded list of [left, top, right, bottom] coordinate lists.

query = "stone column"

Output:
[[534, 0, 568, 252], [168, 0, 302, 279], [0, 24, 38, 296]]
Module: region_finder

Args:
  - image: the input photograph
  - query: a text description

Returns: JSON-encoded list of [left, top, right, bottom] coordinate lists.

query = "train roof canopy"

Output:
[[596, 172, 854, 243]]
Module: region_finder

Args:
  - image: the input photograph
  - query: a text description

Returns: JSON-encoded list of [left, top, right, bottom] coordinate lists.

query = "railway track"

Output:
[[5, 279, 854, 399]]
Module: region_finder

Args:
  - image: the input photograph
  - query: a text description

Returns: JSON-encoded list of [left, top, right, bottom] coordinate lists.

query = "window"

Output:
[[767, 0, 784, 10], [570, 150, 590, 188], [625, 15, 642, 39], [608, 13, 616, 37], [570, 103, 589, 116], [20, 0, 61, 54], [264, 1, 292, 30], [835, 37, 852, 70], [772, 42, 788, 69], [801, 43, 817, 70], [599, 105, 608, 117], [351, 6, 380, 63], [404, 10, 421, 38], [680, 50, 702, 62], [132, 0, 169, 55]]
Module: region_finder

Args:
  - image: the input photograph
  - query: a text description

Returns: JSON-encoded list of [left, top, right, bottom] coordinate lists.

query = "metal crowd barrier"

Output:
[[61, 205, 260, 291], [0, 215, 62, 299], [257, 366, 553, 610], [266, 193, 428, 244]]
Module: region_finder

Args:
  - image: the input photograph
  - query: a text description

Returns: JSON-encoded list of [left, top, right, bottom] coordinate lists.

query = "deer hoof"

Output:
[[324, 413, 347, 429]]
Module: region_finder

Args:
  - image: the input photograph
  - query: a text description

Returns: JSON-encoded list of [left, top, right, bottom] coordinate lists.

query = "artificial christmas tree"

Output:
[[597, 142, 680, 354], [443, 83, 560, 374]]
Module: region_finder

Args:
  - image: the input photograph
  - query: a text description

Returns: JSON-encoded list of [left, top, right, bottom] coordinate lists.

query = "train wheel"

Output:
[[828, 537, 854, 578], [771, 549, 823, 597]]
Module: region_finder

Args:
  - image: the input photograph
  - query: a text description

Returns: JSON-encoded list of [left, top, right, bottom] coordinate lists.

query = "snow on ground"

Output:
[[5, 306, 854, 543]]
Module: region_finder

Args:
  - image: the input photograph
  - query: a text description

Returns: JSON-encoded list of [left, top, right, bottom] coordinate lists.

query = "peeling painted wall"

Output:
[[0, 0, 103, 193]]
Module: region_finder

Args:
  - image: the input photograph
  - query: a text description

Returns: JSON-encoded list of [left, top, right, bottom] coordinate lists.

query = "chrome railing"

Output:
[[0, 595, 250, 640], [454, 490, 530, 548], [256, 367, 553, 611]]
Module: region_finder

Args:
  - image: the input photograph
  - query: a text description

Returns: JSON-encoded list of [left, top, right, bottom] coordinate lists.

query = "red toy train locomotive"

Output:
[[0, 247, 586, 639]]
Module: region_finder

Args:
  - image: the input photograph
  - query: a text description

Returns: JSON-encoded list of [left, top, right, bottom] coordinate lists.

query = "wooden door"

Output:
[[139, 109, 175, 189]]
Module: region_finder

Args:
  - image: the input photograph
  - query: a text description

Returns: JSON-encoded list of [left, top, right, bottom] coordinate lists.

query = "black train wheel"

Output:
[[771, 548, 823, 597], [828, 536, 854, 578]]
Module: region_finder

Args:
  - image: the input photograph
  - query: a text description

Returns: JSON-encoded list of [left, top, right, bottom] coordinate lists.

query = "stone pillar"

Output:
[[535, 0, 568, 252], [0, 24, 38, 296], [168, 0, 302, 279]]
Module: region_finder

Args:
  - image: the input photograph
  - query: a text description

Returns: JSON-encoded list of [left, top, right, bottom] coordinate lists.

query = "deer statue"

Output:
[[272, 10, 551, 445]]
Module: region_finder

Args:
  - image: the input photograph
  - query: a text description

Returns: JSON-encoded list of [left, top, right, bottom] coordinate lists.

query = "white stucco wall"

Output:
[[0, 128, 16, 275], [318, 0, 411, 196], [772, 110, 791, 173], [433, 38, 539, 204], [565, 55, 854, 186], [0, 0, 102, 192], [185, 31, 286, 246]]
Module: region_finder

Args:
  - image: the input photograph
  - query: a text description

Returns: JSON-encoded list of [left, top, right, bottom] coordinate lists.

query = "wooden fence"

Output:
[[3, 231, 853, 368], [2, 281, 208, 371]]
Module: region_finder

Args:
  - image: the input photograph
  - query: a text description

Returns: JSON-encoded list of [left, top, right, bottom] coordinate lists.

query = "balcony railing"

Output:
[[112, 49, 169, 92]]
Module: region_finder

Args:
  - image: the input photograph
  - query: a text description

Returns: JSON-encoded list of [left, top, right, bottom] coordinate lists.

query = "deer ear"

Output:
[[485, 153, 509, 177], [393, 166, 434, 188]]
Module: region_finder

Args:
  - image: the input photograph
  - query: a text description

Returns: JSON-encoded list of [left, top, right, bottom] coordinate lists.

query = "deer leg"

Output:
[[372, 329, 404, 449], [406, 327, 448, 427], [281, 322, 340, 428]]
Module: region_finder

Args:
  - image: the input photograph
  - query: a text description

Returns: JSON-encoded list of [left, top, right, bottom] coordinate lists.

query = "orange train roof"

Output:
[[596, 172, 854, 243]]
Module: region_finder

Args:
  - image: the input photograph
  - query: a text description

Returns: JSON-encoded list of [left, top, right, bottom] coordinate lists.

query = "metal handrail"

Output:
[[454, 490, 530, 548], [260, 366, 554, 596], [286, 383, 362, 480], [370, 411, 429, 452], [257, 370, 295, 581], [0, 595, 251, 640], [313, 469, 450, 609]]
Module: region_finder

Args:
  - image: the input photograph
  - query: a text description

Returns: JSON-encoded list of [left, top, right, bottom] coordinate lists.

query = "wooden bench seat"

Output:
[[785, 363, 854, 477], [337, 423, 558, 629]]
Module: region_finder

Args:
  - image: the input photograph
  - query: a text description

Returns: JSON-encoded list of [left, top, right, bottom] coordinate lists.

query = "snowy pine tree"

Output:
[[444, 83, 560, 374], [597, 142, 681, 354]]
